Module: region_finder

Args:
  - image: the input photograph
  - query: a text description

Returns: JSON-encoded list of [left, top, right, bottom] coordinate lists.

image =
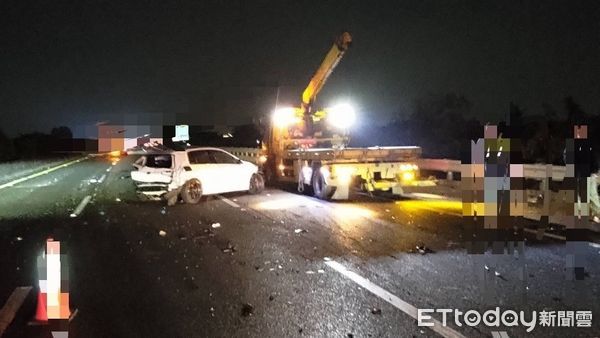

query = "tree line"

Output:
[[0, 126, 73, 161], [1, 94, 598, 170], [349, 94, 599, 169]]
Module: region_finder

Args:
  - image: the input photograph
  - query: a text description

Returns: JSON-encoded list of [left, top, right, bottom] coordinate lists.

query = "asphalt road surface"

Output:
[[1, 155, 599, 337]]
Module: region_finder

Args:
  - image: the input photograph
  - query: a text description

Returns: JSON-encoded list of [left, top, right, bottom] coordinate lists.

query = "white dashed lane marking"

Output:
[[0, 286, 32, 335], [70, 195, 92, 218], [325, 260, 466, 338], [218, 195, 240, 208]]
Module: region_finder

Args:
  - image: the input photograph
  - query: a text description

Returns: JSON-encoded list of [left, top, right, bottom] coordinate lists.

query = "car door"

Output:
[[187, 150, 219, 195], [208, 150, 249, 192]]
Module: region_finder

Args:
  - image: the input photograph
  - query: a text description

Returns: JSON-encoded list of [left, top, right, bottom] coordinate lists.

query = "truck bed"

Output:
[[285, 146, 421, 163]]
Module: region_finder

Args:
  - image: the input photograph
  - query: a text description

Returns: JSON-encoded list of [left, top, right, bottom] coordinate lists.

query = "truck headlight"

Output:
[[327, 103, 355, 129], [402, 171, 415, 182], [272, 107, 299, 128]]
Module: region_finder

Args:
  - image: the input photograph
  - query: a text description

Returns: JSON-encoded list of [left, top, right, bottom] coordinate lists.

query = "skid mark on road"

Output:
[[325, 260, 466, 338]]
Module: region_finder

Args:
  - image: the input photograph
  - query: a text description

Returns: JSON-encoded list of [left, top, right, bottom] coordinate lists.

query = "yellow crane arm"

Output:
[[301, 32, 352, 111]]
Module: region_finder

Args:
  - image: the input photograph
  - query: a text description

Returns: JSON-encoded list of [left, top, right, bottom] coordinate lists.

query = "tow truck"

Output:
[[228, 32, 434, 200]]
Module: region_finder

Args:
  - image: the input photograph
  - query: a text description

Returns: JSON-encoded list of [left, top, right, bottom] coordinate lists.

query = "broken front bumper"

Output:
[[135, 182, 170, 199]]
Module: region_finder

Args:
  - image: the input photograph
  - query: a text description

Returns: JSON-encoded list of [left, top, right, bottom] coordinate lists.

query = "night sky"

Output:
[[1, 0, 599, 136]]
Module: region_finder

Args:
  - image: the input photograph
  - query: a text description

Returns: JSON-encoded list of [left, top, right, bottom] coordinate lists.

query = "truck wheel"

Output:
[[312, 170, 334, 200], [249, 173, 265, 194], [181, 179, 202, 204]]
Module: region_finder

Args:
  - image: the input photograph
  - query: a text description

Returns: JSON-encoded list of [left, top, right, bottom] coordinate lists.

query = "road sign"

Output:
[[172, 125, 189, 142]]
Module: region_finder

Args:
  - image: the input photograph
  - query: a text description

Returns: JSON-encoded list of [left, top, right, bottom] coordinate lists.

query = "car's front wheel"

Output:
[[181, 179, 203, 204], [249, 173, 265, 194]]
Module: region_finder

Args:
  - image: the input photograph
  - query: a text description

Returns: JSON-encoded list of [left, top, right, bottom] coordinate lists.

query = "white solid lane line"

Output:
[[0, 157, 86, 190], [70, 195, 92, 218], [218, 195, 240, 208], [325, 260, 466, 338]]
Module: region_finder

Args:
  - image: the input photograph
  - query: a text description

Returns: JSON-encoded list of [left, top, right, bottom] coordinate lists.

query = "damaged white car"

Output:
[[131, 147, 264, 205]]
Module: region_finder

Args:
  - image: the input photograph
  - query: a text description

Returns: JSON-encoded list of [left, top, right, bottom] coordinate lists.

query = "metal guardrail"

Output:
[[418, 159, 568, 181], [418, 159, 462, 174], [222, 147, 262, 164], [220, 152, 571, 181], [418, 158, 600, 223]]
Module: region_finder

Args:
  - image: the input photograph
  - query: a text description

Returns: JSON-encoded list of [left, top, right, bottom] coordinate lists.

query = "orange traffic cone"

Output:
[[34, 291, 48, 323]]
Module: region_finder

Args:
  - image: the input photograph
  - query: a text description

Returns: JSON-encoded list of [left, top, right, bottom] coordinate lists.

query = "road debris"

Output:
[[160, 207, 166, 215], [484, 265, 490, 271], [494, 270, 508, 281], [415, 244, 433, 255], [269, 294, 275, 301], [211, 222, 221, 228], [159, 230, 167, 237], [317, 269, 325, 274], [115, 197, 121, 202], [294, 229, 307, 234], [370, 307, 382, 315], [241, 303, 254, 317], [222, 242, 236, 253], [15, 236, 23, 241], [305, 270, 315, 274], [209, 307, 215, 317]]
